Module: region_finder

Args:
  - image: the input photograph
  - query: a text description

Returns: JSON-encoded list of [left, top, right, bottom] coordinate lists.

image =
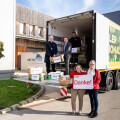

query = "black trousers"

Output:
[[46, 62, 55, 73], [64, 56, 71, 75]]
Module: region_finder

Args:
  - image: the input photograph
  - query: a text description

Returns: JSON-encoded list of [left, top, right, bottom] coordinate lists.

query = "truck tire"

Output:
[[116, 71, 120, 89], [106, 71, 113, 91]]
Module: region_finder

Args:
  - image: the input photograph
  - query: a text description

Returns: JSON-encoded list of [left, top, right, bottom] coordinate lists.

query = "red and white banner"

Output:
[[60, 87, 67, 96], [73, 75, 93, 89]]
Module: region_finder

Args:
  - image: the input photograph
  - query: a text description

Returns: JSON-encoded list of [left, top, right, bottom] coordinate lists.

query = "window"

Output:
[[19, 23, 25, 34], [29, 25, 35, 36], [38, 27, 43, 37]]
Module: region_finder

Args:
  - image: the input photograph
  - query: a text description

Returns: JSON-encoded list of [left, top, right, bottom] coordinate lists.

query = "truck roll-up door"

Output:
[[95, 12, 109, 70]]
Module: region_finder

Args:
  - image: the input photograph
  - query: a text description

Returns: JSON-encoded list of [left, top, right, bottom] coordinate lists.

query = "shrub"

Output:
[[0, 41, 4, 59]]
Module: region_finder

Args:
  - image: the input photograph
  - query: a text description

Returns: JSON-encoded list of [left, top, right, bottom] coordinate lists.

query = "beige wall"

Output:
[[16, 4, 54, 27]]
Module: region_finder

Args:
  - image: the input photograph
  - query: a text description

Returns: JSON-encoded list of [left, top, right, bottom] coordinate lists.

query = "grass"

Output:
[[0, 79, 40, 107]]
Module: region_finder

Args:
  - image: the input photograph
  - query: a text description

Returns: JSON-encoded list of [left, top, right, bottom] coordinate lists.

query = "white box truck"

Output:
[[46, 10, 120, 91]]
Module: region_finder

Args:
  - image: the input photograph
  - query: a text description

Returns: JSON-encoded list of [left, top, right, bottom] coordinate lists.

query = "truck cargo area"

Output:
[[48, 11, 94, 71]]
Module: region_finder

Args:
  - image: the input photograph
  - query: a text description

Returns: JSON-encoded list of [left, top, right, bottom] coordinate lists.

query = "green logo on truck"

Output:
[[109, 26, 120, 62]]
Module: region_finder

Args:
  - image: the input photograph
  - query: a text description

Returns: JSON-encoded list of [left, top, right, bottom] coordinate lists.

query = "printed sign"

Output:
[[109, 24, 120, 67], [53, 56, 61, 63], [51, 74, 59, 80], [73, 75, 93, 89], [31, 75, 39, 80], [72, 48, 77, 53]]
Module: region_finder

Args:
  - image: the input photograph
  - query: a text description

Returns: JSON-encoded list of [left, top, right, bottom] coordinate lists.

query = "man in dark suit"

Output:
[[63, 37, 72, 75], [45, 36, 58, 73]]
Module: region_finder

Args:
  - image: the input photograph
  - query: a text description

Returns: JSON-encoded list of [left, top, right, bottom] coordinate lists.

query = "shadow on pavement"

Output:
[[8, 108, 88, 117]]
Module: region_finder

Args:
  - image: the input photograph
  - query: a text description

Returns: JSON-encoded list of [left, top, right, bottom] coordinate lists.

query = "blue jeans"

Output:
[[89, 89, 98, 113]]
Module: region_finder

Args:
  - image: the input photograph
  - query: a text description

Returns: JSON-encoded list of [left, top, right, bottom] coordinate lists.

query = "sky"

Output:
[[16, 0, 120, 18]]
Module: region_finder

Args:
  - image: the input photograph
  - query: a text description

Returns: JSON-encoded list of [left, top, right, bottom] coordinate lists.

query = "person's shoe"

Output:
[[71, 111, 76, 115], [90, 112, 98, 118], [77, 111, 83, 116], [88, 111, 94, 116]]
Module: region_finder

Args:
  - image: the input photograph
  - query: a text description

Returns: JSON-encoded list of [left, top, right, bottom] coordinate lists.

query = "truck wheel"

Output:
[[106, 71, 113, 91], [116, 71, 120, 89]]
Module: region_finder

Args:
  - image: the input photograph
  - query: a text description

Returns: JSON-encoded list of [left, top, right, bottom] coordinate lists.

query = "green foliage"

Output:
[[0, 41, 4, 59], [0, 79, 40, 107]]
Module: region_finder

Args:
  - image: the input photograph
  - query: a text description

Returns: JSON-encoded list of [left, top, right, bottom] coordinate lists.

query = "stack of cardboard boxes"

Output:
[[28, 67, 45, 81]]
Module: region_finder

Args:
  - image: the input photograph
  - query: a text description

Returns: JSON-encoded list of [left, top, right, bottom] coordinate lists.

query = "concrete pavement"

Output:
[[0, 89, 120, 120], [0, 70, 120, 120]]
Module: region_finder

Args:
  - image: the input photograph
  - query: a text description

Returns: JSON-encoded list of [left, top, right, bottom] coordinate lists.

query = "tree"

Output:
[[0, 41, 4, 59]]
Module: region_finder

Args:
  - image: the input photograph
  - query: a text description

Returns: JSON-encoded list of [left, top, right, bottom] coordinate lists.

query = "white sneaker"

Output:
[[78, 111, 83, 116]]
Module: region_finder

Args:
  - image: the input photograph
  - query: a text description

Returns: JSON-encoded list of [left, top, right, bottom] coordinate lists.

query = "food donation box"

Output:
[[50, 54, 64, 64], [72, 47, 80, 53]]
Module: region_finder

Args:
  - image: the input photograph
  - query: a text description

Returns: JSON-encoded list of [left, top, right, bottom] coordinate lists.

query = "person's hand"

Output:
[[50, 56, 52, 60], [53, 54, 56, 57]]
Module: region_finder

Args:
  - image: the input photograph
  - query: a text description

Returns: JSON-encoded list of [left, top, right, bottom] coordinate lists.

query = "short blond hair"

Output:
[[89, 60, 96, 65]]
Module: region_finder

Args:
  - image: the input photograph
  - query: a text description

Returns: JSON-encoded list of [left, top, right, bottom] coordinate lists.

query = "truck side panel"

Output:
[[96, 12, 109, 70]]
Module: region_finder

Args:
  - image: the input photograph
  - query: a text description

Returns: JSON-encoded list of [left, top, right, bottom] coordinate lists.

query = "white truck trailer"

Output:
[[46, 10, 120, 91], [0, 0, 15, 79]]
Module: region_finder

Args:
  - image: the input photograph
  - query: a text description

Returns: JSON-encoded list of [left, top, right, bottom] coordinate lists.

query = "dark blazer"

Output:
[[45, 41, 58, 63], [63, 42, 72, 58]]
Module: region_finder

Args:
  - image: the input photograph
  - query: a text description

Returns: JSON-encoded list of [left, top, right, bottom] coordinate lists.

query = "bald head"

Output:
[[49, 36, 54, 42]]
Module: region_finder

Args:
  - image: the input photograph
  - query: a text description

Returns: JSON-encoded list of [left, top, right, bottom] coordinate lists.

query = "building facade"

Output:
[[16, 4, 54, 69]]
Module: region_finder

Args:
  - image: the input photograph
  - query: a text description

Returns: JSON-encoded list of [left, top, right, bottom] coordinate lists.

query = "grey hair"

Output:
[[49, 35, 54, 39], [89, 60, 96, 65]]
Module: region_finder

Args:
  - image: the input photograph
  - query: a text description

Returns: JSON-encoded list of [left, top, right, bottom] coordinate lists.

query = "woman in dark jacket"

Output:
[[86, 60, 101, 118]]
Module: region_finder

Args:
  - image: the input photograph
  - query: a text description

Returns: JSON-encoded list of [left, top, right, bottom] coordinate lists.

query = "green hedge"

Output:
[[0, 41, 4, 59]]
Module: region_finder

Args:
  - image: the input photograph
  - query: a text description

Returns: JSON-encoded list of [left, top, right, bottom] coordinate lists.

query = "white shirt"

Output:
[[87, 68, 95, 76]]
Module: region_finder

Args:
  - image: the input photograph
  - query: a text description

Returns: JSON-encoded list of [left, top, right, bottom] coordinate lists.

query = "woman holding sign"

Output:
[[86, 60, 101, 118], [69, 64, 85, 116]]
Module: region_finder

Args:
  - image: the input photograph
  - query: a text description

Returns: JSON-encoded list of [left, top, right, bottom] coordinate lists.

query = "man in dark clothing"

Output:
[[69, 32, 81, 48], [69, 32, 81, 63], [63, 37, 72, 75], [45, 36, 58, 73]]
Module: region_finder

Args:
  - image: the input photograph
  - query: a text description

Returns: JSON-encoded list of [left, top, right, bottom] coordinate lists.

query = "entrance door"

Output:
[[15, 46, 27, 69]]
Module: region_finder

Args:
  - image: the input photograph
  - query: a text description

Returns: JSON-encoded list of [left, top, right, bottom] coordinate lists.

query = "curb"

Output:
[[0, 85, 45, 115]]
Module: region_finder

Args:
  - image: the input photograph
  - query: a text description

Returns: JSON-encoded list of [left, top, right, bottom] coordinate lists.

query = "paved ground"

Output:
[[0, 70, 120, 120], [0, 89, 120, 120]]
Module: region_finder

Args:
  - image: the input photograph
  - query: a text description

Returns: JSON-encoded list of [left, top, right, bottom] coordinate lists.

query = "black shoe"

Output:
[[71, 112, 76, 115], [88, 111, 94, 116], [90, 113, 98, 118]]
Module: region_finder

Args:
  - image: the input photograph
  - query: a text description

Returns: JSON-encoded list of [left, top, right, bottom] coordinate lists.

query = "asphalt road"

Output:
[[0, 89, 120, 120]]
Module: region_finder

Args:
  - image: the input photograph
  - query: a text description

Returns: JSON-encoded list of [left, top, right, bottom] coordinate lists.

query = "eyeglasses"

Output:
[[90, 64, 95, 65]]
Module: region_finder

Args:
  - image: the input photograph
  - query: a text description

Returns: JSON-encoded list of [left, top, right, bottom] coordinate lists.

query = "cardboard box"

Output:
[[72, 47, 80, 53], [48, 71, 64, 80], [50, 54, 64, 64], [78, 55, 86, 64], [29, 73, 45, 81], [27, 67, 43, 74]]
